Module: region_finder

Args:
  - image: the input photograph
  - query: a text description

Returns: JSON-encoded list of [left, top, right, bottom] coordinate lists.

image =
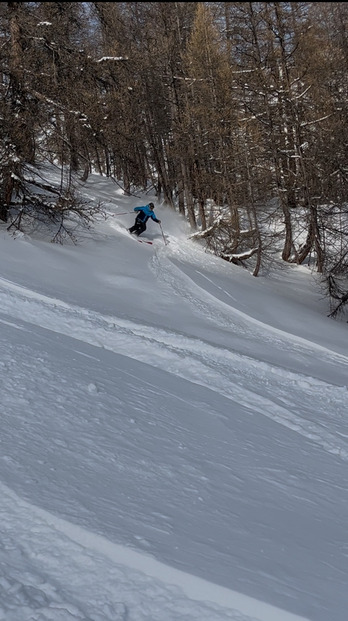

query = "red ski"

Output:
[[136, 238, 153, 245], [127, 230, 153, 244]]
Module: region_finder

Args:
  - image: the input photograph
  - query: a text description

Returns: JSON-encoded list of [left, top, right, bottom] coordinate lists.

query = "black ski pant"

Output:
[[129, 219, 146, 236]]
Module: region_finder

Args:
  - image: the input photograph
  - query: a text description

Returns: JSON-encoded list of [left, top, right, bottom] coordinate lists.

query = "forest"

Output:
[[1, 2, 348, 317]]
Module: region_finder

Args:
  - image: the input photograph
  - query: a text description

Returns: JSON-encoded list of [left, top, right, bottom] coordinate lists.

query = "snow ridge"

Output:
[[0, 276, 347, 461]]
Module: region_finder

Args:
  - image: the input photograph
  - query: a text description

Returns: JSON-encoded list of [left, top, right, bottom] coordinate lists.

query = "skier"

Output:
[[128, 203, 161, 237]]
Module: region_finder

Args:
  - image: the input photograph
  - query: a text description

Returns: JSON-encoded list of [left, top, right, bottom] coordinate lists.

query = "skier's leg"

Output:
[[129, 217, 143, 234], [136, 222, 146, 236]]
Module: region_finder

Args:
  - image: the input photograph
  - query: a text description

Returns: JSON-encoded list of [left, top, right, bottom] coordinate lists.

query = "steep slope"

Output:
[[0, 173, 347, 621]]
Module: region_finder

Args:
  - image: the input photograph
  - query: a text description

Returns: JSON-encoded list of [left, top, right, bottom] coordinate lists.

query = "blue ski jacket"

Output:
[[134, 205, 160, 224]]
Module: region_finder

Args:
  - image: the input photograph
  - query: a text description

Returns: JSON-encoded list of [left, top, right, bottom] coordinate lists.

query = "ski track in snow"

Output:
[[152, 245, 348, 365], [0, 267, 347, 464]]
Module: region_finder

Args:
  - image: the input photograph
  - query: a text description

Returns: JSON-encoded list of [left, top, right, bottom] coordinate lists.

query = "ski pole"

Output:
[[159, 222, 168, 245], [110, 212, 134, 216]]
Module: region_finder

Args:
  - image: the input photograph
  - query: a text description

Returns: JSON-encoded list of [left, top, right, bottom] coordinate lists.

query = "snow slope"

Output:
[[0, 171, 347, 621]]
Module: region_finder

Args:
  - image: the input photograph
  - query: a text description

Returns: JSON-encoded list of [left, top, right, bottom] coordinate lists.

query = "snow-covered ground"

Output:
[[1, 171, 347, 621]]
